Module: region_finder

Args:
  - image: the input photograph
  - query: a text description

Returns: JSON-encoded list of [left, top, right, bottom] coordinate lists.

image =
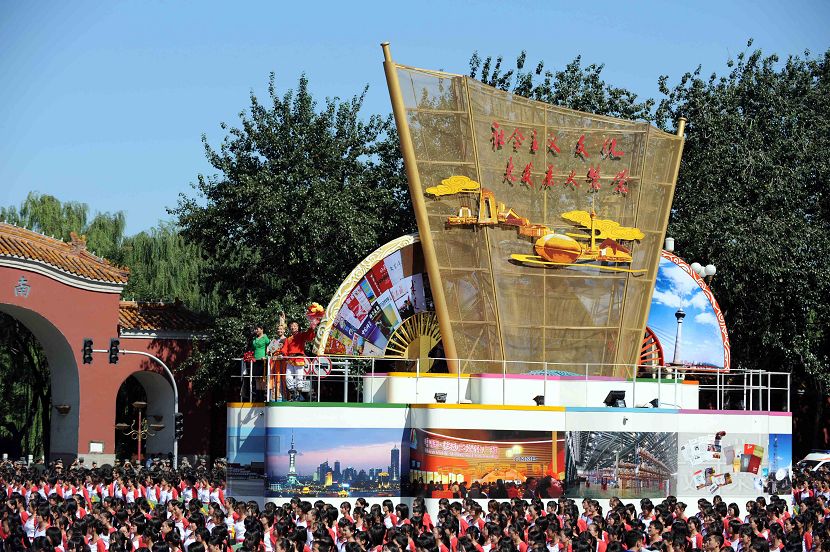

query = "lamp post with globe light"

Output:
[[665, 237, 716, 285], [115, 401, 165, 466], [690, 262, 717, 285]]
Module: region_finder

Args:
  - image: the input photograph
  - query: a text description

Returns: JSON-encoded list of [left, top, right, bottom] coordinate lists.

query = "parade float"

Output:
[[226, 44, 792, 508]]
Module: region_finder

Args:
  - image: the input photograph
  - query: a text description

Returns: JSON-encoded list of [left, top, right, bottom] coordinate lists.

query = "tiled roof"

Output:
[[0, 223, 130, 284], [119, 300, 211, 333]]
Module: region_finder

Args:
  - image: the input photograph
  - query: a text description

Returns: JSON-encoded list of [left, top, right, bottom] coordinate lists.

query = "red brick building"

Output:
[[0, 223, 218, 464]]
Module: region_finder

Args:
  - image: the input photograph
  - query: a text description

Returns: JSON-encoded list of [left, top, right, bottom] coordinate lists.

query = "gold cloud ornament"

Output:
[[425, 175, 480, 197]]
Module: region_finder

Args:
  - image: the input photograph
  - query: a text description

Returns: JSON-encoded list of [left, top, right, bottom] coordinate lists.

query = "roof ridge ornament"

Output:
[[69, 231, 88, 252], [0, 223, 130, 287]]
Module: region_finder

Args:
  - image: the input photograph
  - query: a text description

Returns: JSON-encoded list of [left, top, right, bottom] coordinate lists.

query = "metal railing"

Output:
[[231, 356, 791, 412]]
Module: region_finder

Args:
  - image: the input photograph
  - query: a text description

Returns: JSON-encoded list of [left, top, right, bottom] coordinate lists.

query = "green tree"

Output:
[[121, 223, 220, 314], [172, 73, 413, 395], [0, 314, 50, 458], [1, 192, 126, 261], [468, 51, 655, 120], [655, 42, 830, 452]]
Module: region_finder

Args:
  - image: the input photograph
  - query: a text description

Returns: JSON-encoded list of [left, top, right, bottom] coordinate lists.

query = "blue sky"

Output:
[[2, 1, 829, 235], [769, 433, 792, 472], [647, 258, 725, 367]]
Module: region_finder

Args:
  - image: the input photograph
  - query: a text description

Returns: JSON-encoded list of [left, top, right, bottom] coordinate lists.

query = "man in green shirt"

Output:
[[250, 324, 269, 401]]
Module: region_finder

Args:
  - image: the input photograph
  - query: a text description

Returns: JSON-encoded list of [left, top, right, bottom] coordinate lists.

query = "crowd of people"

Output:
[[0, 458, 827, 552]]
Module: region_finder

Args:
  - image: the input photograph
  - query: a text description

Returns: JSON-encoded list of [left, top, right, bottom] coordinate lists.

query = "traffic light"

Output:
[[108, 338, 120, 364], [174, 412, 184, 440], [82, 339, 93, 364]]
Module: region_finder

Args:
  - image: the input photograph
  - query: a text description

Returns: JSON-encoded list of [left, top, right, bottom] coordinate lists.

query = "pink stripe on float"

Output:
[[472, 373, 624, 381], [680, 409, 792, 417]]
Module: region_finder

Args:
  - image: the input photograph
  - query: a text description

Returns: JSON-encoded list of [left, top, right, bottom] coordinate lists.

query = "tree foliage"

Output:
[[121, 223, 220, 314], [172, 74, 413, 394], [655, 42, 830, 381], [469, 51, 655, 120], [0, 314, 49, 458], [655, 42, 830, 451], [1, 192, 126, 261]]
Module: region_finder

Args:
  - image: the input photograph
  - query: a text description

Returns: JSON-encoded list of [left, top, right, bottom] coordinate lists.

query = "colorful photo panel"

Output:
[[265, 427, 407, 498], [565, 431, 678, 499]]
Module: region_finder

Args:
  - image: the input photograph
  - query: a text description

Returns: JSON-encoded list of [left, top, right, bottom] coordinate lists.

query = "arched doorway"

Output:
[[0, 304, 79, 461], [114, 371, 175, 464], [0, 310, 51, 458]]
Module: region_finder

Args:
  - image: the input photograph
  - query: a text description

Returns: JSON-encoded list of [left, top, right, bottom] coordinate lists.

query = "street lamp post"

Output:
[[91, 346, 180, 467], [666, 238, 717, 284], [690, 262, 717, 285], [115, 401, 164, 465]]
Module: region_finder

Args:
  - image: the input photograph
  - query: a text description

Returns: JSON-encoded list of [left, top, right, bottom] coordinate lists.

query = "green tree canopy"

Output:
[[1, 192, 126, 261], [655, 43, 830, 382], [468, 51, 655, 120], [121, 223, 219, 314], [0, 314, 49, 458], [172, 74, 413, 394], [655, 43, 830, 450]]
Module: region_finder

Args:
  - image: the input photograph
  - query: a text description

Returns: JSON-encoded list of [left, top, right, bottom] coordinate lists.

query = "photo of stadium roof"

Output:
[[565, 431, 678, 499]]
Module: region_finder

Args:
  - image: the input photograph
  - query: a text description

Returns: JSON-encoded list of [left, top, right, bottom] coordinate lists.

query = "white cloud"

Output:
[[687, 292, 710, 311], [663, 263, 699, 297], [694, 312, 718, 327], [652, 289, 683, 309], [657, 262, 711, 312]]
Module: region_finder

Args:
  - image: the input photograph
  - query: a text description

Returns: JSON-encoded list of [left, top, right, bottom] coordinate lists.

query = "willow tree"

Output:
[[0, 192, 126, 261], [121, 223, 220, 314]]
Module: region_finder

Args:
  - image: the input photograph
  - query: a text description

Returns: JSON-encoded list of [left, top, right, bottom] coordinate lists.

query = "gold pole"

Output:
[[633, 117, 688, 375], [676, 117, 687, 138], [381, 42, 459, 373]]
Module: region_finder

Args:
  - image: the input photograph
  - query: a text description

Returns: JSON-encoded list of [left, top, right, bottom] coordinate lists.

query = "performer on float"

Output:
[[251, 324, 270, 401], [267, 312, 288, 401], [279, 303, 324, 401]]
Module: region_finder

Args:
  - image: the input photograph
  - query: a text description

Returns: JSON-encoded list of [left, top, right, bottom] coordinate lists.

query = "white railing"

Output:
[[233, 355, 350, 402], [231, 356, 791, 413]]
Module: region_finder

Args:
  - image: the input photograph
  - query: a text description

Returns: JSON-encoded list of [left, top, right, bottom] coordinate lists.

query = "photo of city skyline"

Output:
[[265, 427, 407, 497]]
